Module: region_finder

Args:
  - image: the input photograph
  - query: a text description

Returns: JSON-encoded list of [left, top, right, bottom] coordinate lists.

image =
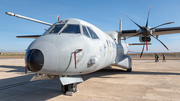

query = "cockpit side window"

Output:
[[47, 24, 64, 34], [87, 27, 99, 39], [62, 24, 80, 34], [82, 26, 90, 38]]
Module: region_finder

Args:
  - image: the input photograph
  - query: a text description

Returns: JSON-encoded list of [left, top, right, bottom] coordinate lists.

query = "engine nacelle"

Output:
[[139, 34, 152, 42]]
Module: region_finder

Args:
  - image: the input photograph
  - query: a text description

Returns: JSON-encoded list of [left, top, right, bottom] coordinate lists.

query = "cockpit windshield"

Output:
[[47, 24, 65, 34], [61, 24, 80, 34], [45, 23, 81, 35]]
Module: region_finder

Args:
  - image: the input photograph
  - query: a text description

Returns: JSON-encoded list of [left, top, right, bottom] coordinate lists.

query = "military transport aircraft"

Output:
[[5, 6, 180, 95]]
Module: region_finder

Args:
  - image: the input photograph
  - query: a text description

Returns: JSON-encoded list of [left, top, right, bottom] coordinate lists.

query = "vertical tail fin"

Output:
[[119, 18, 122, 31], [118, 18, 122, 44]]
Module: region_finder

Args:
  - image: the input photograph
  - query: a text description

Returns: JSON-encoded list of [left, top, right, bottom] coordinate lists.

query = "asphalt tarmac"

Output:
[[0, 58, 180, 101]]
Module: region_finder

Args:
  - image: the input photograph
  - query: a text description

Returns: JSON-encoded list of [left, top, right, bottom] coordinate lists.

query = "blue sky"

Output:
[[1, 0, 180, 52]]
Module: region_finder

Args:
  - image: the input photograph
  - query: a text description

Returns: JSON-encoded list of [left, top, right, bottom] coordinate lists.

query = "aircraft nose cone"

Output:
[[25, 49, 44, 72]]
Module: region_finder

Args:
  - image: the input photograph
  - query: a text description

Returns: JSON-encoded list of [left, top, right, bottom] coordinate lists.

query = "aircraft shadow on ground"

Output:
[[0, 65, 180, 100], [83, 66, 180, 81], [0, 65, 26, 73], [0, 65, 63, 101]]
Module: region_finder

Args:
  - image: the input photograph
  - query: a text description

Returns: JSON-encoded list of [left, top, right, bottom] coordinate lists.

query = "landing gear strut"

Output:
[[61, 83, 78, 95]]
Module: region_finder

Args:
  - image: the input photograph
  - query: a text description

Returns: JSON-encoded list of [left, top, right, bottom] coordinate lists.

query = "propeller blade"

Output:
[[140, 42, 145, 58], [146, 41, 148, 51], [150, 34, 169, 50], [140, 36, 148, 58], [57, 15, 60, 21], [150, 22, 174, 30], [125, 15, 143, 29], [146, 5, 152, 27]]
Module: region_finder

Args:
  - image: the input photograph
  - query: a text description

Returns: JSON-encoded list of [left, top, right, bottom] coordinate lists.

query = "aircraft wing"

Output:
[[153, 27, 180, 35], [16, 35, 41, 38], [118, 27, 180, 37], [119, 30, 138, 37]]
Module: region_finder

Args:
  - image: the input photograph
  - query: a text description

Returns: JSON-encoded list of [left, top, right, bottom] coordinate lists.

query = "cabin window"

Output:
[[82, 26, 90, 38], [87, 27, 99, 39], [62, 24, 80, 34], [47, 24, 64, 34]]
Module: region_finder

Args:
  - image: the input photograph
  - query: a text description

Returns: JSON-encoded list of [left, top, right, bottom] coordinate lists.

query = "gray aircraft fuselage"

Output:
[[25, 18, 131, 76], [6, 10, 180, 94]]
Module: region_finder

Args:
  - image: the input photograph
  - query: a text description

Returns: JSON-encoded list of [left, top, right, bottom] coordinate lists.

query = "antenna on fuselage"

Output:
[[119, 18, 122, 32]]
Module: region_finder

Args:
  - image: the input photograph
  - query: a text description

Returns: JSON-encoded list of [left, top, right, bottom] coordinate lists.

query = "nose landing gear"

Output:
[[59, 75, 83, 95], [61, 83, 78, 96]]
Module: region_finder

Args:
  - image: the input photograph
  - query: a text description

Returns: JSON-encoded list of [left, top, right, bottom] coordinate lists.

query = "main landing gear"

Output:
[[127, 68, 132, 72], [61, 83, 78, 96]]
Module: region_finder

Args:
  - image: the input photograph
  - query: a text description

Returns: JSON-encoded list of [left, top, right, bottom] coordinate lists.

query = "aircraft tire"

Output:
[[61, 84, 77, 94], [61, 85, 68, 94], [127, 68, 132, 72], [68, 83, 77, 92]]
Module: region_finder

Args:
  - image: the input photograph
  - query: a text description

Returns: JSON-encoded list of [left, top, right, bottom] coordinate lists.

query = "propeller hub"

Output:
[[139, 26, 151, 36]]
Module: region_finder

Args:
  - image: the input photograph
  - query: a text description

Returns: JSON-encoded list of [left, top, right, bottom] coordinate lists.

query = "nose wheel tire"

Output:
[[127, 68, 132, 72], [61, 85, 68, 94]]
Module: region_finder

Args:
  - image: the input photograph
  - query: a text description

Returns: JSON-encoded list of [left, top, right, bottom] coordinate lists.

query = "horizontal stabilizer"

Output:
[[129, 43, 152, 45], [16, 35, 41, 38]]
